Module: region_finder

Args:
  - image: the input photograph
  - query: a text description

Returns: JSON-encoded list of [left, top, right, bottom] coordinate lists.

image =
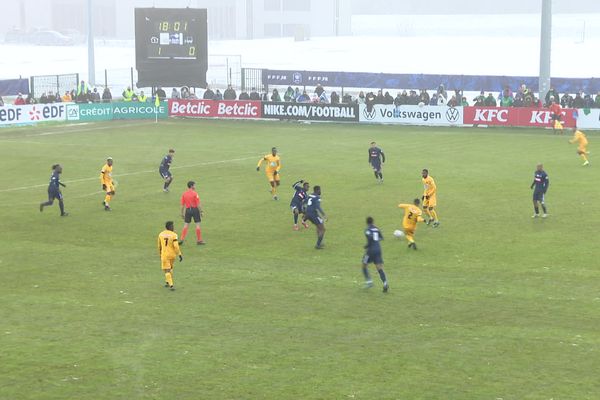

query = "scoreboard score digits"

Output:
[[135, 8, 208, 87]]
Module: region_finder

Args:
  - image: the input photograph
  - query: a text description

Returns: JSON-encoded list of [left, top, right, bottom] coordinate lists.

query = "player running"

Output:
[[531, 163, 549, 218], [549, 99, 564, 134], [256, 147, 281, 200], [157, 221, 183, 291], [398, 198, 425, 250], [159, 149, 175, 192], [569, 129, 590, 166], [361, 216, 389, 293], [290, 179, 310, 230], [100, 157, 115, 211], [421, 169, 440, 227], [368, 142, 385, 183], [39, 164, 68, 217], [179, 181, 205, 245], [305, 185, 327, 249]]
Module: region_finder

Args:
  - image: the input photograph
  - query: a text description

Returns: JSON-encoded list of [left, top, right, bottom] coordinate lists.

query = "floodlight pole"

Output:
[[539, 0, 552, 101], [87, 0, 96, 85]]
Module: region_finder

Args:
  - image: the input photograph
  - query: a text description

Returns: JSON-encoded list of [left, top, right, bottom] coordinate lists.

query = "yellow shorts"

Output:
[[266, 171, 281, 182], [423, 195, 437, 208], [403, 226, 416, 237], [578, 146, 587, 154], [161, 258, 175, 270], [105, 183, 115, 194]]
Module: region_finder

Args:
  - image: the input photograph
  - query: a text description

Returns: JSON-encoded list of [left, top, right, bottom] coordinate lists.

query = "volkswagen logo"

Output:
[[363, 107, 376, 121], [292, 72, 302, 84], [446, 107, 460, 123]]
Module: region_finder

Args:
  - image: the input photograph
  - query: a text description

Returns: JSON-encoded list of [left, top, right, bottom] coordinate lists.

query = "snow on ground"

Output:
[[1, 14, 599, 91]]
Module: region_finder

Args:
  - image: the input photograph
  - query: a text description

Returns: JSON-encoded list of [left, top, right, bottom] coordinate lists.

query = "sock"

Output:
[[425, 209, 432, 220], [58, 199, 65, 214], [316, 234, 324, 246], [195, 226, 202, 241], [373, 171, 378, 179], [104, 194, 111, 205], [181, 226, 189, 241], [362, 266, 371, 280], [581, 154, 588, 161], [377, 269, 387, 284], [430, 209, 439, 221], [406, 235, 414, 244], [378, 172, 383, 180], [271, 186, 276, 195], [163, 181, 168, 189], [293, 213, 299, 224], [534, 206, 539, 214], [164, 271, 173, 287], [541, 204, 547, 214], [165, 179, 172, 189]]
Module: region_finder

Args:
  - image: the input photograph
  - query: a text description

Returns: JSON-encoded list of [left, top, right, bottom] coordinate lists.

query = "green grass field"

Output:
[[1, 119, 599, 399]]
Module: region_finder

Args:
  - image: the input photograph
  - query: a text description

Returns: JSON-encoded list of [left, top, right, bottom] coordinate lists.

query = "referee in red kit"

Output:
[[180, 180, 205, 245]]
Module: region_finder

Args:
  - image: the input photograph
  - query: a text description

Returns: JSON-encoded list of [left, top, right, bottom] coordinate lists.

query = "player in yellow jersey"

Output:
[[569, 129, 590, 166], [256, 147, 281, 200], [157, 221, 183, 290], [398, 198, 425, 250], [421, 168, 440, 227], [100, 157, 115, 211]]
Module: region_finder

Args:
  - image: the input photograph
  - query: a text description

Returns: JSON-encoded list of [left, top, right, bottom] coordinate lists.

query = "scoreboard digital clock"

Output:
[[135, 8, 208, 87]]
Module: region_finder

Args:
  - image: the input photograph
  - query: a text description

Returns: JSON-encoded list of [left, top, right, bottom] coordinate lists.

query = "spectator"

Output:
[[249, 87, 260, 100], [315, 84, 324, 97], [0, 95, 3, 106], [47, 91, 56, 103], [473, 91, 485, 106], [560, 93, 573, 108], [54, 92, 62, 103], [122, 86, 134, 102], [383, 91, 394, 105], [583, 94, 594, 108], [356, 91, 366, 104], [102, 87, 112, 103], [77, 80, 89, 102], [25, 93, 36, 104], [545, 86, 560, 106], [318, 91, 329, 103], [131, 92, 139, 102], [484, 93, 497, 107], [437, 84, 448, 101], [91, 88, 101, 102], [461, 97, 469, 106], [188, 90, 198, 100], [453, 89, 463, 103], [374, 90, 385, 104], [62, 91, 72, 102], [572, 91, 584, 108], [393, 92, 403, 107], [437, 92, 446, 106], [155, 86, 167, 101], [500, 92, 513, 107], [330, 91, 340, 104], [283, 86, 295, 102], [171, 87, 181, 99], [294, 87, 301, 101], [419, 89, 430, 105], [14, 93, 25, 105], [408, 90, 419, 105], [447, 95, 458, 107], [271, 88, 281, 102], [239, 91, 250, 100], [365, 91, 377, 110], [203, 86, 214, 100], [429, 93, 438, 106], [39, 92, 49, 104], [138, 90, 148, 102], [181, 86, 190, 99], [594, 92, 600, 108], [342, 93, 353, 104], [223, 85, 237, 100], [214, 89, 223, 100]]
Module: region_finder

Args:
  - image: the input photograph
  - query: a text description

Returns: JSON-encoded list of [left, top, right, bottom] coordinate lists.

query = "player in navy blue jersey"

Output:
[[290, 179, 310, 230], [530, 163, 549, 218], [159, 149, 175, 192], [368, 142, 385, 183], [361, 217, 388, 292], [305, 185, 327, 249], [39, 164, 68, 216]]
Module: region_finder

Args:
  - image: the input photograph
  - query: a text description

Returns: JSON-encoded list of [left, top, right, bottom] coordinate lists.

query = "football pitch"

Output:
[[0, 119, 598, 399]]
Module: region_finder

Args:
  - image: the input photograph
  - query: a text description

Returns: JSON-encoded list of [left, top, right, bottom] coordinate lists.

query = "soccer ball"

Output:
[[393, 229, 405, 238]]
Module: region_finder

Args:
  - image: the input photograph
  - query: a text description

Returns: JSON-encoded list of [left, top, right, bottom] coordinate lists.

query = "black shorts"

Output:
[[362, 251, 383, 265], [533, 191, 545, 202], [48, 188, 62, 201], [306, 214, 324, 225], [551, 114, 562, 121], [159, 169, 172, 179], [184, 207, 201, 223]]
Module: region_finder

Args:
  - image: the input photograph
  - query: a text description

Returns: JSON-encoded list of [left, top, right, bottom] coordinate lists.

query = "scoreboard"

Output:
[[135, 8, 208, 88]]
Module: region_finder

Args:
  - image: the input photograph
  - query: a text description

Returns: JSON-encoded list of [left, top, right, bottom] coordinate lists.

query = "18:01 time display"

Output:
[[147, 20, 197, 60]]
